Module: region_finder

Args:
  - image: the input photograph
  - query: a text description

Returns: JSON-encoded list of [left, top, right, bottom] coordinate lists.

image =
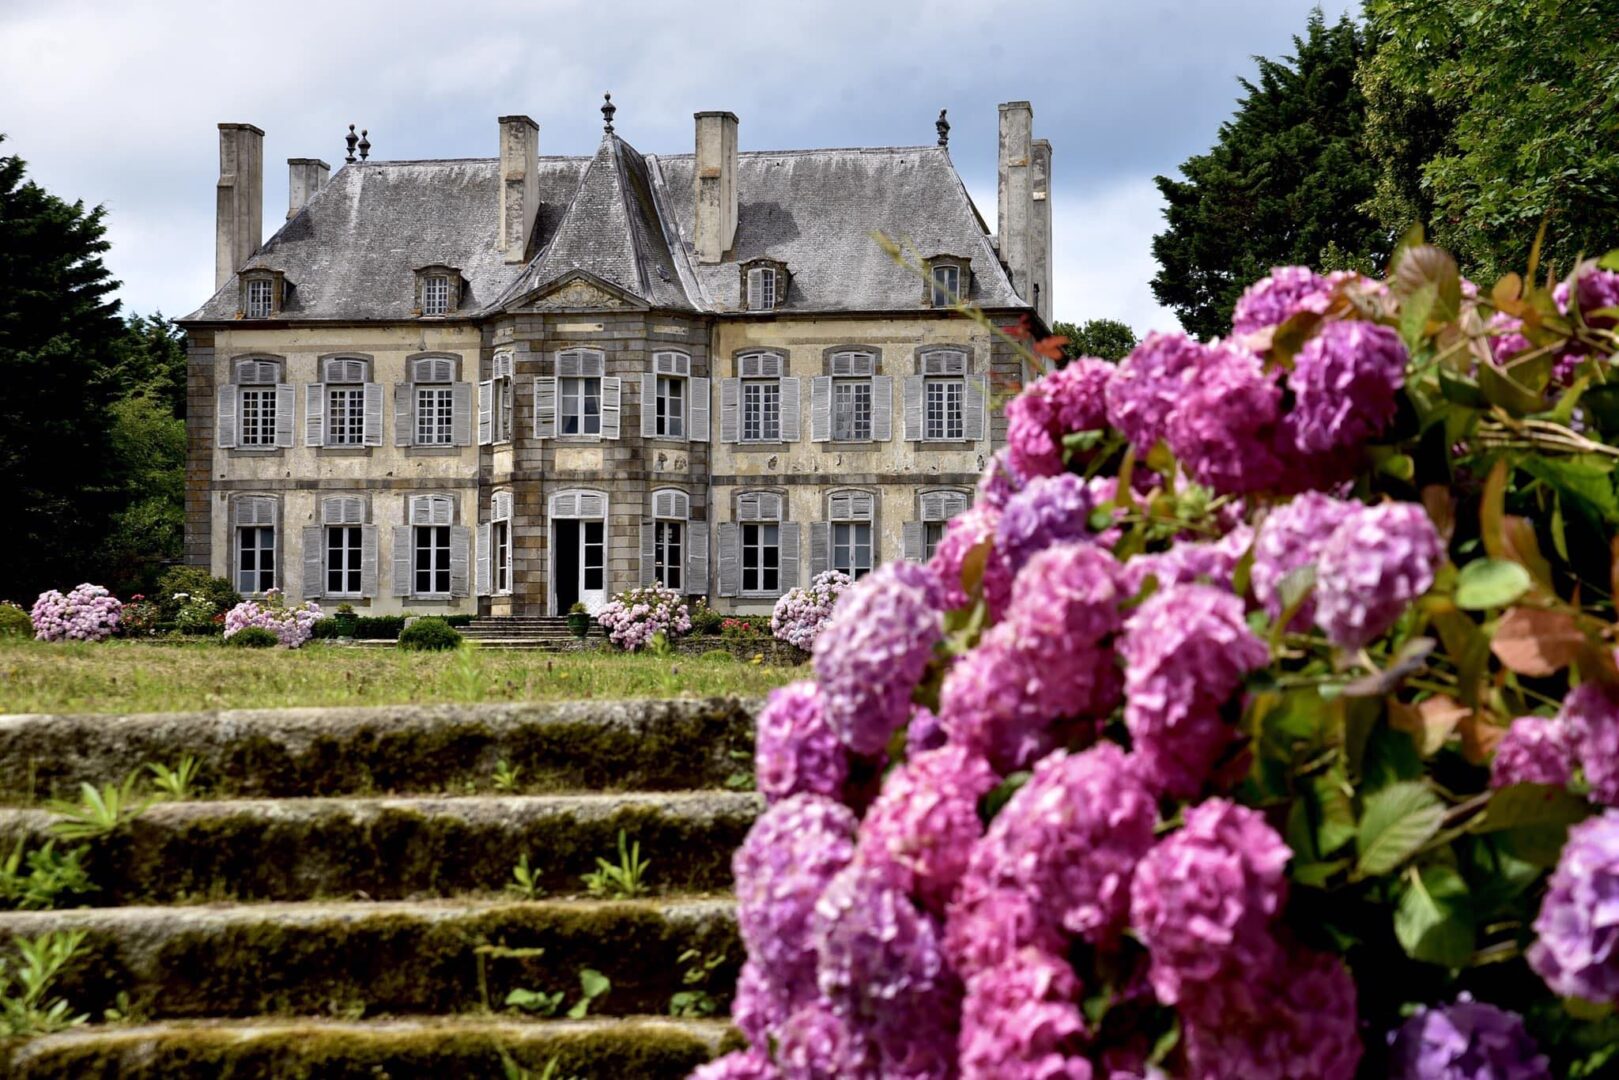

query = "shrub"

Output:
[[771, 570, 851, 649], [30, 585, 121, 642], [720, 617, 763, 639], [118, 595, 163, 637], [156, 567, 241, 621], [444, 614, 475, 628], [596, 584, 691, 652], [223, 589, 321, 649], [353, 615, 405, 640], [569, 601, 590, 615], [310, 617, 340, 640], [0, 603, 31, 638], [224, 626, 279, 648], [173, 595, 220, 635], [398, 617, 463, 651], [689, 598, 724, 635]]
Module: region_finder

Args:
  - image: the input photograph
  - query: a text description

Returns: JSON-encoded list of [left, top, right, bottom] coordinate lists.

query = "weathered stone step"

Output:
[[0, 792, 758, 904], [0, 899, 739, 1024], [0, 698, 757, 803], [0, 1015, 737, 1079]]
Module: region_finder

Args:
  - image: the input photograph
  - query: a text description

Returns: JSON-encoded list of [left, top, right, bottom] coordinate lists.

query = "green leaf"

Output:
[[1522, 457, 1619, 524], [579, 968, 610, 999], [1477, 362, 1546, 416], [1362, 726, 1425, 793], [1454, 559, 1533, 609], [1470, 783, 1590, 834], [1310, 767, 1358, 855], [1394, 864, 1476, 968], [1291, 859, 1352, 888], [1356, 781, 1446, 879], [1599, 248, 1619, 272]]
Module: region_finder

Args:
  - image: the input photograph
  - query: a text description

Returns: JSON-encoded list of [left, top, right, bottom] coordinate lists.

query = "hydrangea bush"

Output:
[[771, 570, 852, 649], [697, 245, 1619, 1079], [595, 583, 692, 651], [222, 588, 321, 648], [30, 584, 122, 642]]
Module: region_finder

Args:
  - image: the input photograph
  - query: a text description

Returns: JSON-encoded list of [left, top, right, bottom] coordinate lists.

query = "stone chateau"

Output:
[[180, 99, 1053, 616]]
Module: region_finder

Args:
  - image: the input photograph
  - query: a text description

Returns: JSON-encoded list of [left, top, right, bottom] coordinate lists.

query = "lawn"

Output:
[[0, 639, 798, 715]]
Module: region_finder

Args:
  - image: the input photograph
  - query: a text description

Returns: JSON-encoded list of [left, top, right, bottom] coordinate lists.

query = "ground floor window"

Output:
[[326, 525, 363, 595], [832, 522, 873, 579], [415, 525, 451, 596], [924, 522, 947, 561], [742, 523, 780, 594], [236, 526, 275, 593], [493, 519, 511, 594], [582, 520, 605, 592], [655, 521, 683, 591]]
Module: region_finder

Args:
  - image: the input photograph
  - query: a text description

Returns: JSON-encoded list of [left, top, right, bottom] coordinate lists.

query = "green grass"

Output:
[[0, 640, 795, 715]]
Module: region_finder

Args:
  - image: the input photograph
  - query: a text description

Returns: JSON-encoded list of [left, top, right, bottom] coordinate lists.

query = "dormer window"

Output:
[[741, 259, 789, 312], [240, 271, 285, 319], [924, 255, 970, 309], [423, 275, 451, 316], [414, 265, 462, 317]]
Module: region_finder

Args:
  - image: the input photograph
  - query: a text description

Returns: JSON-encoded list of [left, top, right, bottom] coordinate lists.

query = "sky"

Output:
[[0, 0, 1354, 335]]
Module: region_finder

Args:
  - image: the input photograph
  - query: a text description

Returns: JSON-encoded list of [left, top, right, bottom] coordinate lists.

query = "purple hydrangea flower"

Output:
[[1564, 264, 1619, 331], [1529, 808, 1619, 1002], [1388, 996, 1551, 1080], [1129, 798, 1290, 1009], [928, 505, 1013, 618], [689, 1049, 783, 1080], [1250, 493, 1359, 628], [856, 746, 998, 916], [946, 879, 1069, 982], [1120, 585, 1269, 797], [979, 448, 1026, 509], [1491, 715, 1574, 790], [1489, 312, 1533, 364], [30, 583, 123, 643], [1284, 320, 1408, 455], [1005, 542, 1124, 651], [776, 1000, 874, 1079], [1563, 682, 1619, 807], [997, 473, 1095, 573], [733, 958, 794, 1045], [1314, 502, 1444, 650], [1006, 358, 1114, 479], [771, 570, 852, 650], [939, 629, 1064, 774], [906, 705, 947, 757], [755, 682, 848, 805], [1231, 266, 1333, 335], [1165, 340, 1286, 495], [1120, 525, 1255, 598], [813, 562, 942, 755], [959, 948, 1093, 1080], [1181, 947, 1362, 1079], [1105, 331, 1204, 452]]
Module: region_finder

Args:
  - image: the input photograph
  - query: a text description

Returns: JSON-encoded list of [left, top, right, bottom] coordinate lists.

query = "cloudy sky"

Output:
[[1, 0, 1352, 334]]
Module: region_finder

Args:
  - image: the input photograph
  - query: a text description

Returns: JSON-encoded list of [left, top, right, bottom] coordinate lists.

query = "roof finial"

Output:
[[358, 129, 370, 162], [345, 124, 359, 163], [936, 109, 950, 148], [602, 92, 616, 134]]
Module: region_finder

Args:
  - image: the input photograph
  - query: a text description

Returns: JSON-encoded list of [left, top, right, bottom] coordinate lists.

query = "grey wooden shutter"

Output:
[[965, 374, 988, 441], [274, 384, 296, 447], [719, 378, 740, 442], [903, 376, 925, 441], [216, 385, 238, 448], [689, 376, 710, 441], [779, 522, 802, 591], [779, 378, 801, 442], [394, 383, 413, 447], [717, 522, 740, 597], [810, 377, 831, 442], [600, 377, 622, 439], [449, 526, 472, 597], [477, 380, 494, 445], [305, 384, 326, 447], [686, 520, 709, 595], [872, 376, 893, 441], [810, 522, 830, 578], [640, 522, 656, 585], [641, 372, 658, 438], [534, 376, 557, 438], [903, 521, 925, 563], [363, 382, 384, 446], [360, 526, 379, 598], [477, 522, 492, 596], [302, 526, 324, 599], [391, 526, 413, 596], [452, 382, 474, 446]]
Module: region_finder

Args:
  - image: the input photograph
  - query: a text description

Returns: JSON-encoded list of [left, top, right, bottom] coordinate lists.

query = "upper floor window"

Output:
[[223, 358, 290, 450], [747, 267, 777, 311], [931, 263, 960, 308], [740, 353, 781, 442], [422, 275, 450, 316], [901, 349, 983, 443], [322, 357, 370, 447], [653, 352, 688, 438], [535, 349, 621, 440], [811, 351, 891, 443], [413, 357, 455, 447], [245, 279, 274, 318]]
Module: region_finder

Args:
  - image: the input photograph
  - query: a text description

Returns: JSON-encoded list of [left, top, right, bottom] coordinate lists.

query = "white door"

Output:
[[580, 518, 607, 611]]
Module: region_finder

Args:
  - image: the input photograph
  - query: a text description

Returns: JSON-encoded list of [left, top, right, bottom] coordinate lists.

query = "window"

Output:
[[832, 381, 872, 441], [488, 352, 515, 443], [922, 350, 968, 441], [747, 266, 777, 311], [657, 376, 686, 438], [245, 278, 274, 318], [239, 385, 278, 446], [321, 358, 369, 447], [237, 526, 275, 593], [415, 525, 452, 596], [931, 263, 961, 308], [416, 385, 454, 445], [655, 521, 684, 591], [490, 491, 513, 595], [827, 490, 876, 580], [924, 522, 947, 561], [912, 490, 969, 564], [583, 521, 605, 592], [742, 381, 780, 441], [560, 376, 602, 435], [743, 523, 780, 594], [422, 275, 450, 316], [326, 526, 363, 595]]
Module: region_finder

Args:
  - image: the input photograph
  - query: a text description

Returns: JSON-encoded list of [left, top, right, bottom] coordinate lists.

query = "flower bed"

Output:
[[596, 584, 692, 651], [223, 589, 322, 649]]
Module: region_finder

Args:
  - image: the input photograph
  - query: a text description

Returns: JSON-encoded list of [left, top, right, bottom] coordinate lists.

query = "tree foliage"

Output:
[[1051, 318, 1138, 363]]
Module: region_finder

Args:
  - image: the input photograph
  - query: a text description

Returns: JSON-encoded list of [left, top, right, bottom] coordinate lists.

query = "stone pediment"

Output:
[[510, 270, 646, 313]]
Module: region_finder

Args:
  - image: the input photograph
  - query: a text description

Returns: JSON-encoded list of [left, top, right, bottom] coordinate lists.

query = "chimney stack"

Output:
[[287, 158, 330, 220], [497, 115, 539, 263], [693, 111, 739, 264], [996, 101, 1034, 309], [215, 123, 264, 290], [1030, 138, 1053, 324]]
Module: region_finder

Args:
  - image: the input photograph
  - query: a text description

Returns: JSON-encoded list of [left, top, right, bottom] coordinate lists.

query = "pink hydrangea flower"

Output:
[[928, 505, 1012, 617], [31, 583, 122, 642], [1491, 715, 1574, 790], [1230, 265, 1333, 334], [689, 1049, 783, 1080], [1006, 358, 1113, 479], [856, 746, 998, 916], [772, 571, 852, 650], [222, 589, 322, 648], [1314, 502, 1444, 650], [1250, 492, 1359, 628], [595, 583, 691, 650], [959, 948, 1093, 1080], [1105, 331, 1205, 452], [1283, 320, 1407, 455], [1164, 340, 1286, 495], [755, 682, 848, 805], [1561, 682, 1619, 807], [1180, 947, 1362, 1079]]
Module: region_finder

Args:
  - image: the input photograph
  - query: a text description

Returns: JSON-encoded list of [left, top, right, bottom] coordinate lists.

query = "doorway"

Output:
[[549, 490, 608, 614]]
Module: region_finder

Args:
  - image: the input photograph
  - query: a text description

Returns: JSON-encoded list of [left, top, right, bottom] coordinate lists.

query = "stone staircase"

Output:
[[458, 616, 603, 651], [0, 698, 759, 1078]]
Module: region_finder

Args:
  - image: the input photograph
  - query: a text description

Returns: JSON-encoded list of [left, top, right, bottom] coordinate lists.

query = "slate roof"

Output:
[[184, 134, 1024, 323]]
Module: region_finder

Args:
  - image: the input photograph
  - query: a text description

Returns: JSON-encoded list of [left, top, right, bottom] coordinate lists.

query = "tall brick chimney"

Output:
[[693, 111, 739, 264], [287, 158, 330, 220], [498, 115, 539, 262], [215, 123, 264, 290], [996, 101, 1034, 310], [1031, 138, 1053, 324]]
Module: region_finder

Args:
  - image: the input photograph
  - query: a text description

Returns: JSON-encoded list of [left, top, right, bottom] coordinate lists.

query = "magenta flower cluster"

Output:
[[771, 570, 851, 650], [595, 583, 692, 651], [30, 583, 123, 642], [222, 588, 322, 648]]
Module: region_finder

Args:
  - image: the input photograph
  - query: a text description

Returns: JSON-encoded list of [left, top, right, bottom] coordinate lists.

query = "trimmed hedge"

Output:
[[399, 618, 463, 651], [353, 614, 474, 640]]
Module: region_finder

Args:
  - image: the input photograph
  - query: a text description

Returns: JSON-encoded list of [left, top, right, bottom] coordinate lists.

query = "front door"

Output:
[[552, 518, 607, 613]]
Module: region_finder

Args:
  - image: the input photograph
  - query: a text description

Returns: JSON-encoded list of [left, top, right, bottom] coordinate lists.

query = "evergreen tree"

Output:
[[1051, 318, 1138, 363], [1150, 11, 1391, 340]]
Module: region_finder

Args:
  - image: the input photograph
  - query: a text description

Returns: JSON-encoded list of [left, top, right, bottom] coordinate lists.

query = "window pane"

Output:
[[925, 522, 946, 561], [657, 376, 685, 438], [417, 387, 453, 445], [240, 388, 278, 446], [833, 381, 872, 441], [742, 381, 780, 442], [925, 379, 964, 440], [423, 275, 450, 315], [328, 386, 365, 445]]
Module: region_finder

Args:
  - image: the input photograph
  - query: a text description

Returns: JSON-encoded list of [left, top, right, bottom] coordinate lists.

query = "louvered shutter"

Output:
[[719, 378, 739, 442], [477, 522, 492, 596], [965, 374, 988, 441], [578, 492, 605, 518], [302, 527, 324, 599], [689, 376, 710, 441], [779, 378, 801, 442], [921, 491, 946, 521], [810, 377, 831, 442], [640, 522, 656, 586], [391, 526, 413, 596], [274, 384, 296, 447], [534, 376, 557, 438], [477, 380, 493, 444], [363, 382, 384, 446], [216, 385, 238, 448], [600, 377, 622, 439], [305, 384, 325, 447], [360, 526, 378, 598], [449, 526, 472, 597], [871, 376, 893, 441], [452, 382, 474, 446], [903, 376, 924, 441], [686, 521, 709, 596], [717, 522, 740, 597], [779, 522, 801, 591], [641, 372, 658, 438], [394, 383, 413, 447], [810, 522, 830, 578], [903, 521, 925, 563]]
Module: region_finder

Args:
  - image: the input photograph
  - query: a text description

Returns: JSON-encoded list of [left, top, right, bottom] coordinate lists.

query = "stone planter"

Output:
[[567, 612, 592, 639]]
